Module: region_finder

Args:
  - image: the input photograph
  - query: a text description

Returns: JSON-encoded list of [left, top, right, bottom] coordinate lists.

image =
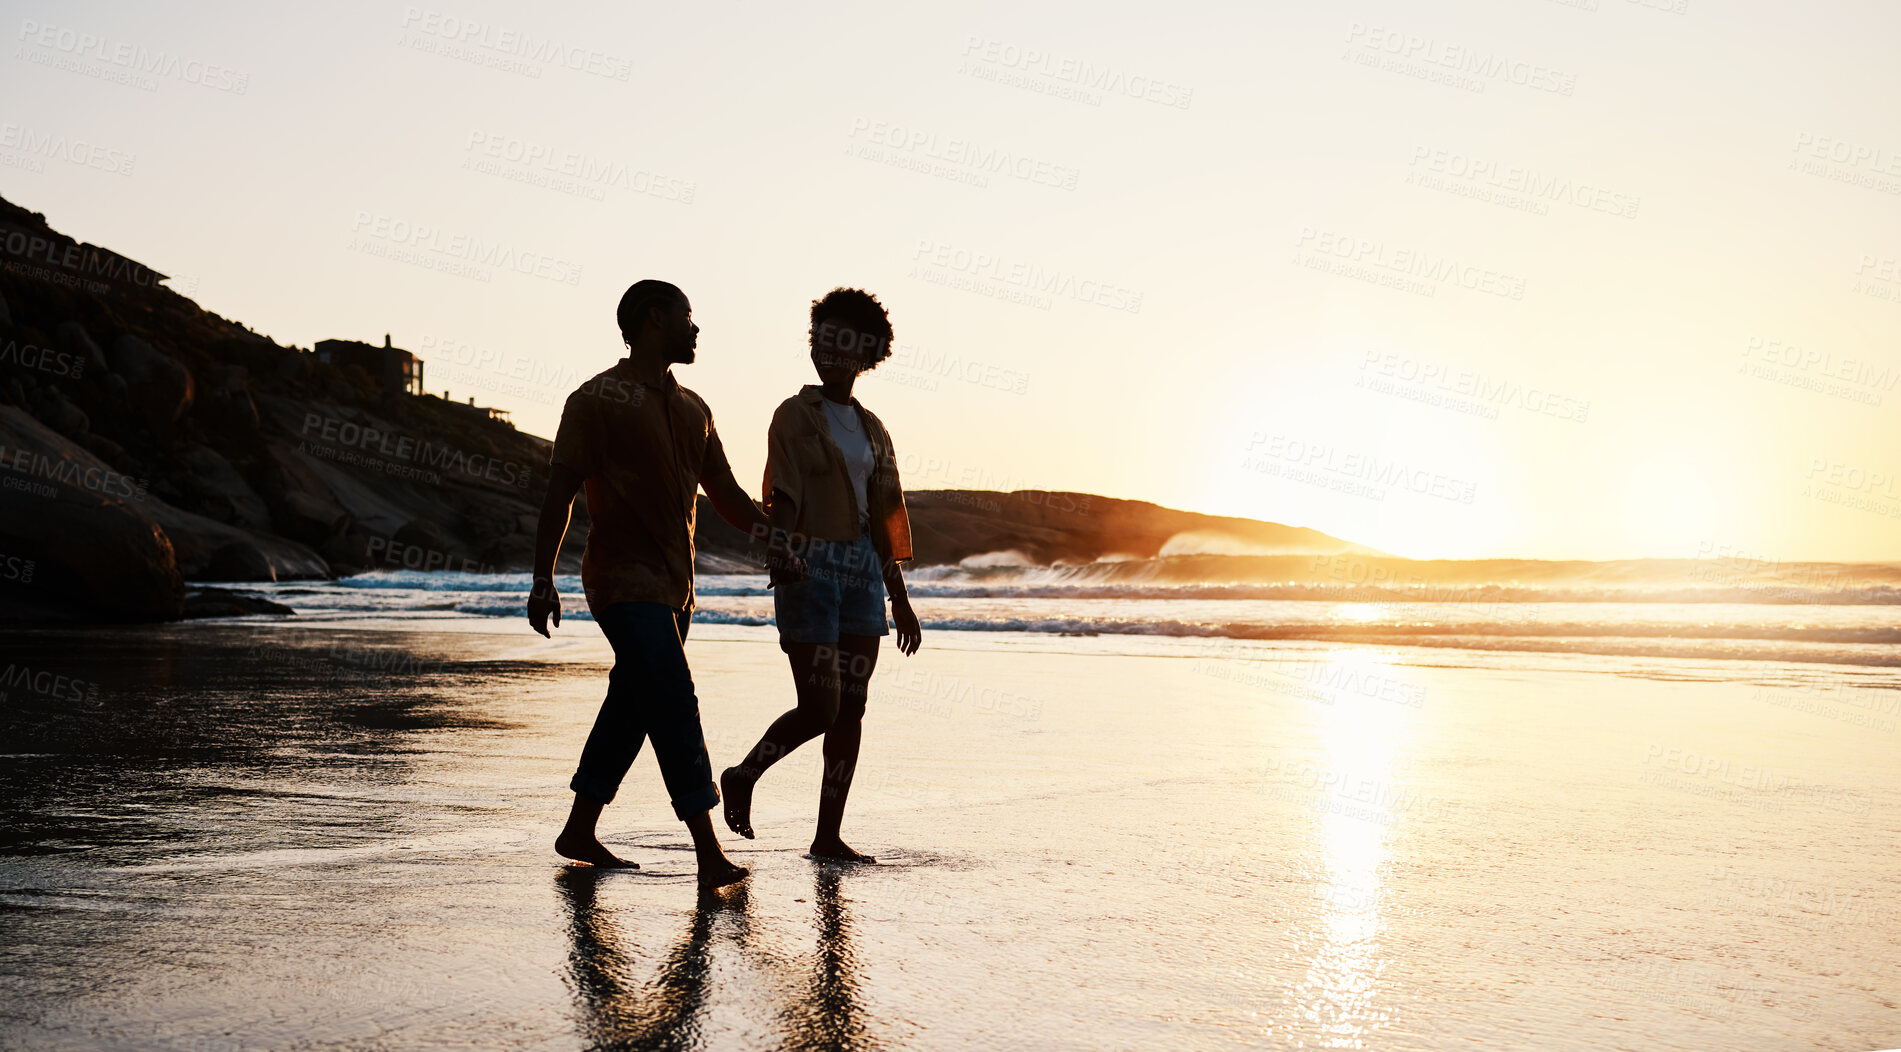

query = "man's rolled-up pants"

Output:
[[570, 602, 721, 818]]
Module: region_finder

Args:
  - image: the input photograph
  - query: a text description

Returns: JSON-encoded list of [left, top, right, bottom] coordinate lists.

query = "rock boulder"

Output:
[[107, 333, 195, 435], [0, 406, 183, 620]]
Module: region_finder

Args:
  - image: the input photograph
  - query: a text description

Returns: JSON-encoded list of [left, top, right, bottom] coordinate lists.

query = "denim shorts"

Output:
[[774, 532, 888, 644]]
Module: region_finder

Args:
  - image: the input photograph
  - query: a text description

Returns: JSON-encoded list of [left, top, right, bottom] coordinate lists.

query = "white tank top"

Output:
[[821, 398, 873, 530]]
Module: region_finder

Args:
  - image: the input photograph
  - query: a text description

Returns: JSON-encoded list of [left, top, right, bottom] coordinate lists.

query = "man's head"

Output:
[[808, 287, 893, 382], [617, 280, 697, 364]]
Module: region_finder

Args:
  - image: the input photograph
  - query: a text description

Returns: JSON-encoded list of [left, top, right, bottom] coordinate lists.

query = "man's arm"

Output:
[[701, 432, 804, 580], [527, 462, 584, 637], [699, 432, 770, 536]]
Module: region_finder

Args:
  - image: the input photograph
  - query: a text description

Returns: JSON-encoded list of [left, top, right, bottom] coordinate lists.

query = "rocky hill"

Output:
[[0, 195, 581, 620], [900, 490, 1376, 565], [0, 196, 1370, 621]]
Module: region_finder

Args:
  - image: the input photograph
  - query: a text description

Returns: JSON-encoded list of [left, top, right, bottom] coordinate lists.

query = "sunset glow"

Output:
[[4, 2, 1894, 561]]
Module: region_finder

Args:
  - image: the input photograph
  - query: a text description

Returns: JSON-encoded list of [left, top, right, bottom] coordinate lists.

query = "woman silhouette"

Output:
[[720, 288, 922, 862]]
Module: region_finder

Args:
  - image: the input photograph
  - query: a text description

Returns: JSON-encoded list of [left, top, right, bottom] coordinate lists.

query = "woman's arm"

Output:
[[885, 558, 921, 655], [869, 413, 919, 653], [765, 489, 807, 584]]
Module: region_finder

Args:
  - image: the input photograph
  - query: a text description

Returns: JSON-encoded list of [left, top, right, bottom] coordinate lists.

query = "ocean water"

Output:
[[3, 617, 1898, 1051], [249, 553, 1901, 670]]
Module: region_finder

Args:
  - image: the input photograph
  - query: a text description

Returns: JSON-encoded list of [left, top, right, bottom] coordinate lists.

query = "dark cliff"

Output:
[[0, 195, 579, 620]]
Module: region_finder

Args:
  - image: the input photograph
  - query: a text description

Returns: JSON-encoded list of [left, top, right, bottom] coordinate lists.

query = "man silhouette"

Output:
[[528, 279, 790, 889]]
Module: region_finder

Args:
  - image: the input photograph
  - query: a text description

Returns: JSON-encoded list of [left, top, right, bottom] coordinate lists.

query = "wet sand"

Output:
[[2, 622, 1897, 1050]]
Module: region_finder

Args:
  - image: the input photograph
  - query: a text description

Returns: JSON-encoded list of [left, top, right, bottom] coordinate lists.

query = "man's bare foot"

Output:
[[808, 838, 877, 864], [698, 859, 750, 890], [720, 766, 756, 839], [555, 830, 638, 868]]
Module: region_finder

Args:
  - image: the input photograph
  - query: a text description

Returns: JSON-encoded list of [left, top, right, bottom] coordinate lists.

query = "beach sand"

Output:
[[2, 621, 1897, 1050]]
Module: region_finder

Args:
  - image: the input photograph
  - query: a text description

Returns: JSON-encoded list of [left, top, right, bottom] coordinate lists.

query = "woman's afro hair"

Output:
[[808, 287, 894, 368]]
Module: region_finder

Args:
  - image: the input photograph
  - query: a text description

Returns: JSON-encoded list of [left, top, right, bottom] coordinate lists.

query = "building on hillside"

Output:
[[314, 335, 513, 427], [313, 334, 424, 397], [442, 395, 512, 426]]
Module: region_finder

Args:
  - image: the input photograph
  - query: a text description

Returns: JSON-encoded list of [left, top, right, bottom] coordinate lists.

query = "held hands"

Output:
[[756, 521, 809, 585], [892, 594, 922, 656], [527, 576, 561, 637]]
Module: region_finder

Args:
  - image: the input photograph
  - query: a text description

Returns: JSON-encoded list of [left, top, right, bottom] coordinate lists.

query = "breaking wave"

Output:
[[234, 554, 1901, 667]]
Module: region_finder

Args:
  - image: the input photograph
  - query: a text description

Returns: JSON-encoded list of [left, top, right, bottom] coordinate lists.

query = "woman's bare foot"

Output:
[[555, 830, 638, 868], [720, 766, 757, 839], [808, 838, 877, 864], [697, 858, 750, 890]]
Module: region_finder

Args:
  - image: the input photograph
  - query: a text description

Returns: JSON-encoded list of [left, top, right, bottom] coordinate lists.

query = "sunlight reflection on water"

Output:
[[1282, 648, 1413, 1048]]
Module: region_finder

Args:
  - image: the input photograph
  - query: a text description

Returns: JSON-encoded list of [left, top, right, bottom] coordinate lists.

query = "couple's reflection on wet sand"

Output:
[[557, 864, 881, 1051]]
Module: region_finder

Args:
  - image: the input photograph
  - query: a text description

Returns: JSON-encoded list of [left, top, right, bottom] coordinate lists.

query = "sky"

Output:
[[4, 0, 1898, 561]]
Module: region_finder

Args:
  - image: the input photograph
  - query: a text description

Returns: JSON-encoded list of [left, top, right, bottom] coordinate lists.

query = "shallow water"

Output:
[[2, 623, 1898, 1050]]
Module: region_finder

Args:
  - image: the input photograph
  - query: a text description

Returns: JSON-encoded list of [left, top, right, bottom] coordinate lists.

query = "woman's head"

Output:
[[808, 287, 893, 381]]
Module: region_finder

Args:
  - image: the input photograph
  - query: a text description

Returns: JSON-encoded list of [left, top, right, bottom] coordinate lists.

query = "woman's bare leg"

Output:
[[811, 633, 879, 862], [721, 641, 841, 837]]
